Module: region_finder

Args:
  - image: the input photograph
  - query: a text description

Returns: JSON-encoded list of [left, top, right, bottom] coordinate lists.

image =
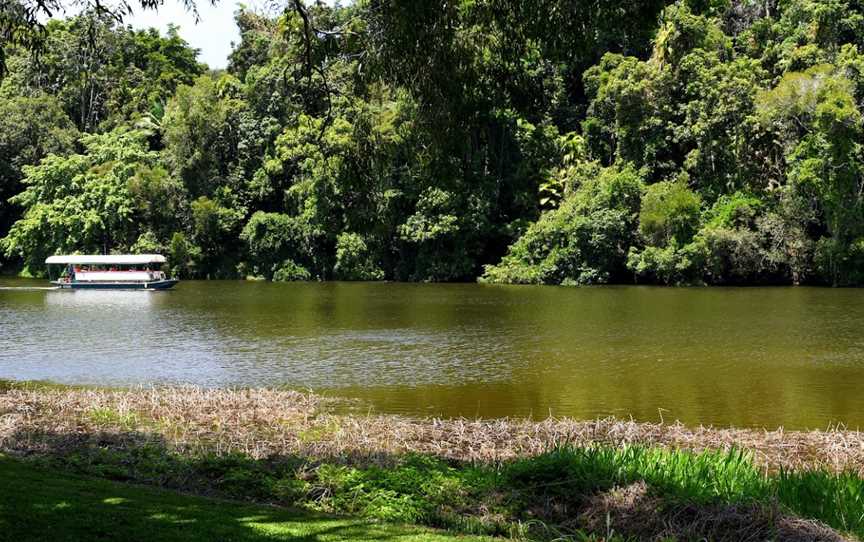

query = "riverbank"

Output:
[[2, 383, 863, 541]]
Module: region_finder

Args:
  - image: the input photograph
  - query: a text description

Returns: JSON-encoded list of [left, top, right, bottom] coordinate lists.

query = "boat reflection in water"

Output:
[[45, 288, 158, 309]]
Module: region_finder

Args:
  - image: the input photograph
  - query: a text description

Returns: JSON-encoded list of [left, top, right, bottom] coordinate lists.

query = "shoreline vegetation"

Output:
[[4, 2, 864, 288], [2, 382, 864, 541]]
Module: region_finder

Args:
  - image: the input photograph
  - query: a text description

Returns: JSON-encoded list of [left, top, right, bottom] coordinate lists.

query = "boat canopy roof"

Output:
[[45, 254, 167, 265]]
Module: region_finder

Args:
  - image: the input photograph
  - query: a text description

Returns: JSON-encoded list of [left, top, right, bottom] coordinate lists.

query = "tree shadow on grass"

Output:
[[0, 429, 478, 542]]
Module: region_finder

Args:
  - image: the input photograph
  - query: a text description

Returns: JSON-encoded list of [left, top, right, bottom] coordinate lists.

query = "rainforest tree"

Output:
[[3, 0, 864, 285]]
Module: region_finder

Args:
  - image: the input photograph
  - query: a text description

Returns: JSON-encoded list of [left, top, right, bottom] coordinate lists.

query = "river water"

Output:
[[2, 277, 863, 429]]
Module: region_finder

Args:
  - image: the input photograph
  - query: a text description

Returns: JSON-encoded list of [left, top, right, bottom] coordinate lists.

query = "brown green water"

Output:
[[2, 277, 863, 429]]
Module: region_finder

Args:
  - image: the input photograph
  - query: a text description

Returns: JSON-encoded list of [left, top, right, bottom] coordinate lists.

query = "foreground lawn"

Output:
[[0, 456, 489, 542]]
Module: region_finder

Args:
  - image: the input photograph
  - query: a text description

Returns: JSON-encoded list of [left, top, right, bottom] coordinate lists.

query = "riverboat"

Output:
[[45, 254, 179, 290]]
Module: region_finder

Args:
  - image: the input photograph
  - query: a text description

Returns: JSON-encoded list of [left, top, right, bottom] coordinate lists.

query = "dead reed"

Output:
[[1, 385, 862, 474]]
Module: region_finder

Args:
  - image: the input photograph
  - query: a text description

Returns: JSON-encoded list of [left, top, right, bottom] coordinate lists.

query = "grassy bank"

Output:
[[2, 383, 863, 541], [0, 455, 491, 542]]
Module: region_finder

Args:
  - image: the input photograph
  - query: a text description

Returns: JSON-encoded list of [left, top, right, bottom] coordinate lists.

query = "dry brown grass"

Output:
[[579, 481, 847, 542], [1, 385, 863, 474]]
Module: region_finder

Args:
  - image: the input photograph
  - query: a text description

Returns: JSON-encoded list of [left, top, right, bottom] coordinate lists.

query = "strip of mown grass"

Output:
[[0, 455, 494, 542]]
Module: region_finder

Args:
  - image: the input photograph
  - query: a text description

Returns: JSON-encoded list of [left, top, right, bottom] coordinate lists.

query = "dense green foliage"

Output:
[[3, 0, 864, 285]]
